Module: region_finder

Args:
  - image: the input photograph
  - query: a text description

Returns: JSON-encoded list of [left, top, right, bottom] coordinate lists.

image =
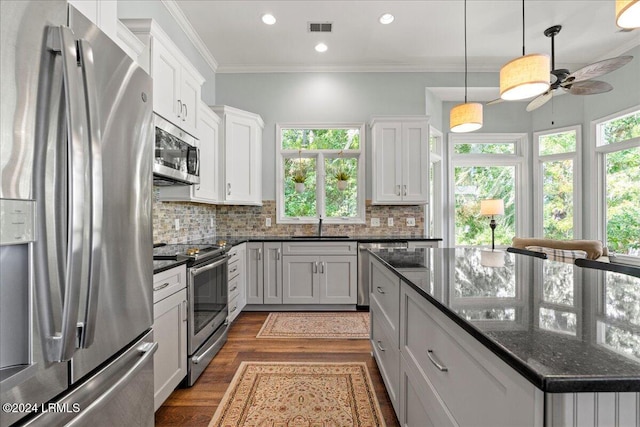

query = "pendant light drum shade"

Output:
[[450, 102, 483, 133], [500, 53, 551, 100], [616, 0, 640, 28]]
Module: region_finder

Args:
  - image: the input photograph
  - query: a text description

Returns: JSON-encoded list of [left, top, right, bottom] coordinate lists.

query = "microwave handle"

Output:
[[186, 146, 199, 176]]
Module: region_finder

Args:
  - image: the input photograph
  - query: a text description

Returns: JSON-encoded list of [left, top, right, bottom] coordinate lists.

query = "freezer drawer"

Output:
[[24, 330, 156, 427]]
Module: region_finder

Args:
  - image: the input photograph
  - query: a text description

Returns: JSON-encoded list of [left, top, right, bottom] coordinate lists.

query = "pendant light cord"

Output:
[[464, 0, 468, 103], [522, 0, 526, 56]]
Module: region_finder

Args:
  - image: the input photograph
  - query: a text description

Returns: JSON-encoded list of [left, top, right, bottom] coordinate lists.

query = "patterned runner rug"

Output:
[[208, 362, 386, 427], [256, 312, 370, 339]]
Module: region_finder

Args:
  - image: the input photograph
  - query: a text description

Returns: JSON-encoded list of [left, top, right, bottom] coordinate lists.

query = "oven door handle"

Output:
[[190, 256, 228, 276]]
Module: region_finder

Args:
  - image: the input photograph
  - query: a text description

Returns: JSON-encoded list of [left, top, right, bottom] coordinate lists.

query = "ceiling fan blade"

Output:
[[526, 90, 553, 112], [567, 56, 633, 83], [564, 80, 613, 95], [486, 98, 503, 106]]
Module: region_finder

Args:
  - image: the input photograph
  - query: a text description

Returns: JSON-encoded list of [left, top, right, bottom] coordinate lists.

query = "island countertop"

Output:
[[370, 247, 640, 393]]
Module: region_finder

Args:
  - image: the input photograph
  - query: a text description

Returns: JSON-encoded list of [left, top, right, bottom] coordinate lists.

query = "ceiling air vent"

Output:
[[308, 22, 333, 33]]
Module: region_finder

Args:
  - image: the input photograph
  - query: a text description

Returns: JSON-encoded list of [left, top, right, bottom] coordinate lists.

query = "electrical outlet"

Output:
[[210, 218, 214, 228], [174, 219, 180, 231], [407, 217, 416, 227], [266, 217, 272, 227], [371, 218, 380, 227], [388, 218, 394, 227]]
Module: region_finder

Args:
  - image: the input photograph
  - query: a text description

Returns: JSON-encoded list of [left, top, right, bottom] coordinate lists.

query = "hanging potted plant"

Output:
[[334, 150, 349, 191], [292, 149, 306, 193], [335, 170, 350, 191]]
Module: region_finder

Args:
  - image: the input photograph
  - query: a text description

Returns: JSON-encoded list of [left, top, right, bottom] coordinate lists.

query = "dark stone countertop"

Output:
[[153, 259, 188, 274], [370, 247, 640, 393], [187, 235, 442, 246]]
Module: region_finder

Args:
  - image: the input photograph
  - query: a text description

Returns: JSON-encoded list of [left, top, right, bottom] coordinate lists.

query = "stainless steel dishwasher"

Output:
[[357, 241, 408, 309]]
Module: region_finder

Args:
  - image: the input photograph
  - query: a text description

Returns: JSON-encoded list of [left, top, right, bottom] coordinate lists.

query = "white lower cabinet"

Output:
[[227, 244, 246, 323], [152, 265, 187, 411], [399, 282, 543, 427], [371, 301, 400, 414], [246, 242, 283, 304]]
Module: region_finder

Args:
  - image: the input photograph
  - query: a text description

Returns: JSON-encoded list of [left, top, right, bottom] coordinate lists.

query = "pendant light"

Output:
[[616, 0, 640, 28], [499, 0, 550, 101], [450, 0, 483, 133]]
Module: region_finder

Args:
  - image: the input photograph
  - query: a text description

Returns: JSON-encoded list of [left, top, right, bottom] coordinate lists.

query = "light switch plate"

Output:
[[174, 219, 180, 231], [407, 217, 416, 226], [388, 218, 394, 227], [371, 218, 380, 227], [266, 217, 272, 227]]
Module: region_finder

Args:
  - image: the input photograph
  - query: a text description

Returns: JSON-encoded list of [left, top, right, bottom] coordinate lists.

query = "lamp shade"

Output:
[[450, 102, 483, 133], [500, 54, 550, 100], [616, 0, 640, 28], [480, 199, 504, 216]]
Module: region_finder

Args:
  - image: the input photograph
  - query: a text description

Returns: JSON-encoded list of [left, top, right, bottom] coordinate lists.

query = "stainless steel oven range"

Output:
[[154, 244, 229, 386]]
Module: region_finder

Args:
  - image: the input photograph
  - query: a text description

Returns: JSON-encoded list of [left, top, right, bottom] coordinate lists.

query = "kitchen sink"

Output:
[[290, 235, 350, 239]]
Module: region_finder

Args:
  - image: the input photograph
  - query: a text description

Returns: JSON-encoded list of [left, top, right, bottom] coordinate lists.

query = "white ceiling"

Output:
[[174, 0, 640, 74]]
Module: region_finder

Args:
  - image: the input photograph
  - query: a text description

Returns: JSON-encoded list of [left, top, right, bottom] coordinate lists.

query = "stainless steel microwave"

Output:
[[153, 114, 200, 186]]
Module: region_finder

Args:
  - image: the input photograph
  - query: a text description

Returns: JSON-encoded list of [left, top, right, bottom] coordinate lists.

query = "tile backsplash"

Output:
[[153, 191, 425, 243]]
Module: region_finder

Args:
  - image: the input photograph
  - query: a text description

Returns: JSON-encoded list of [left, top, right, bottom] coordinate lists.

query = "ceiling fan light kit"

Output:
[[450, 102, 484, 133], [616, 0, 640, 29]]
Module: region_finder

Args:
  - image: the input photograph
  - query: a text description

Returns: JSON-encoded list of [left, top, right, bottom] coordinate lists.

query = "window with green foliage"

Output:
[[449, 134, 526, 247], [595, 109, 640, 255], [277, 125, 365, 223], [534, 127, 580, 241]]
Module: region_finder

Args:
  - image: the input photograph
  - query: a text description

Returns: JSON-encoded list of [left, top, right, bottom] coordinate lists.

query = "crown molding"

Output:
[[161, 0, 218, 73], [215, 63, 502, 74]]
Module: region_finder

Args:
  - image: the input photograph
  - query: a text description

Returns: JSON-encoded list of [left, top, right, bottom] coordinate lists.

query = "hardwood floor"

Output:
[[155, 311, 400, 426]]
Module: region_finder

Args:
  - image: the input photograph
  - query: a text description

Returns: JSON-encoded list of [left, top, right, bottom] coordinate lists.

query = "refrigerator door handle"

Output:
[[77, 39, 103, 349], [34, 26, 88, 362]]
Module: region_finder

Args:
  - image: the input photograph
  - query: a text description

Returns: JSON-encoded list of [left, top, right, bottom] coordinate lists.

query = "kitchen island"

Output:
[[369, 247, 639, 426]]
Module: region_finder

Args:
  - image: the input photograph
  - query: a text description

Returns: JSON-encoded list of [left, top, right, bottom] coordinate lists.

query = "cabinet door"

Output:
[[401, 122, 429, 203], [193, 103, 220, 202], [153, 289, 187, 411], [373, 122, 403, 203], [282, 256, 319, 304], [180, 66, 201, 137], [246, 243, 263, 304], [151, 39, 180, 125], [224, 115, 260, 204], [318, 255, 357, 304], [264, 243, 283, 304]]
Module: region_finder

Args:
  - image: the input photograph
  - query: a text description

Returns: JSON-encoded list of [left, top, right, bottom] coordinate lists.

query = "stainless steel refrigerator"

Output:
[[0, 1, 155, 426]]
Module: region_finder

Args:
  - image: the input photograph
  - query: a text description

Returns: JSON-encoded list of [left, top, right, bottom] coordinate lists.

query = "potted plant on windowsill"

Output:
[[292, 171, 307, 193], [335, 170, 350, 191]]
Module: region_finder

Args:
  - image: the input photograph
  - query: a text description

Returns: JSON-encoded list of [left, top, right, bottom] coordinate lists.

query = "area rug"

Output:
[[208, 362, 386, 427], [256, 312, 370, 339]]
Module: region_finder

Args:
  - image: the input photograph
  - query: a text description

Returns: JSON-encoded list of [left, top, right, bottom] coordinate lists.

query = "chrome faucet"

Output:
[[318, 217, 323, 237]]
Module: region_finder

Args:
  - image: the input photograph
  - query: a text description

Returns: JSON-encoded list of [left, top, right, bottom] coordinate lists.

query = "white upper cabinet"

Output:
[[122, 19, 204, 138], [158, 102, 220, 203], [370, 117, 430, 204], [211, 105, 264, 206], [69, 0, 117, 41]]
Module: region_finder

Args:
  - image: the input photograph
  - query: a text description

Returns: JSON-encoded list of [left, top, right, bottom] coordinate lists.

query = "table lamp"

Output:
[[480, 199, 504, 250]]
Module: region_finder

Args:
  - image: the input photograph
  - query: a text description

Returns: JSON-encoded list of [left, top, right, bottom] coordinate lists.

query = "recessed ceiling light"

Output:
[[315, 43, 328, 53], [379, 13, 394, 24], [261, 13, 276, 25]]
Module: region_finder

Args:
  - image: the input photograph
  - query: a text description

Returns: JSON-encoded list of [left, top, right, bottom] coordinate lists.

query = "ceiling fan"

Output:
[[525, 25, 633, 112]]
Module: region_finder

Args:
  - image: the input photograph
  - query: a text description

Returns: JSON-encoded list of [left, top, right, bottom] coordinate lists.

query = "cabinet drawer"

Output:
[[371, 306, 400, 415], [401, 283, 540, 427], [282, 241, 357, 256], [153, 265, 186, 304], [228, 258, 241, 280], [370, 258, 400, 342], [399, 354, 455, 427], [228, 273, 241, 301], [228, 294, 241, 323]]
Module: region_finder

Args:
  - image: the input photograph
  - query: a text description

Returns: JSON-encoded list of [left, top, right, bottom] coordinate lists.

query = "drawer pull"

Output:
[[230, 286, 237, 292], [427, 349, 448, 372], [153, 282, 170, 292], [376, 286, 385, 294], [376, 340, 386, 352], [230, 266, 238, 273], [230, 305, 237, 313]]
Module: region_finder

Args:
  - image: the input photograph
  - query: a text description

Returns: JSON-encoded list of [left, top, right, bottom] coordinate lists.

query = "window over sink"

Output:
[[276, 124, 365, 224]]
